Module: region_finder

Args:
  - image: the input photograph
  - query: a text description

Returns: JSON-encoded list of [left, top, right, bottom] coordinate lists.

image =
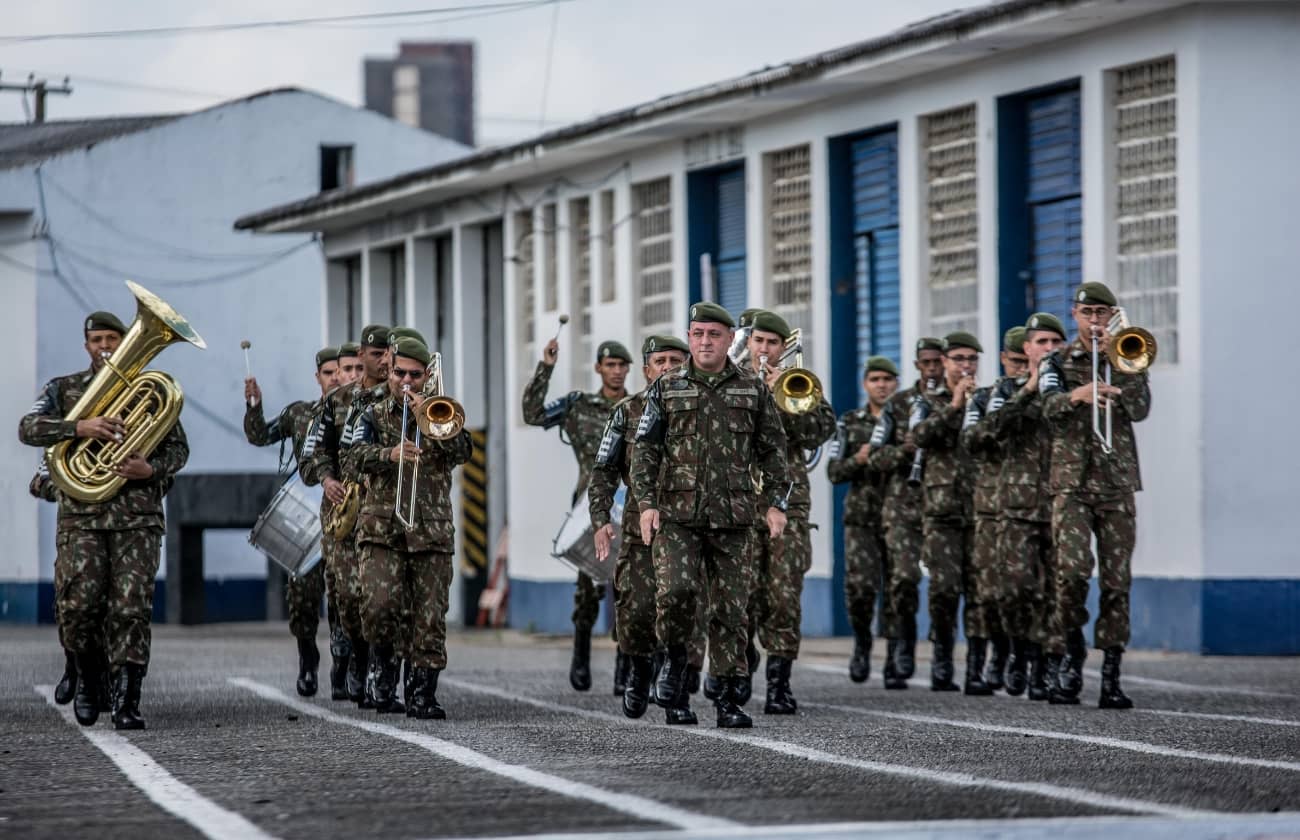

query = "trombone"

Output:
[[395, 351, 466, 529], [1091, 307, 1157, 453], [760, 328, 826, 467]]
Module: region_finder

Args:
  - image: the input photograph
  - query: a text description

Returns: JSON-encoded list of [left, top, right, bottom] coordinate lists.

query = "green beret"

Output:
[[943, 331, 983, 353], [688, 301, 735, 329], [388, 326, 427, 348], [915, 337, 944, 356], [315, 347, 339, 369], [360, 325, 390, 348], [864, 355, 899, 377], [1003, 327, 1027, 354], [1025, 311, 1067, 339], [596, 340, 633, 364], [642, 334, 689, 357], [738, 308, 764, 329], [1074, 281, 1117, 307], [392, 337, 431, 367], [750, 311, 792, 341], [338, 341, 360, 358], [84, 311, 127, 336]]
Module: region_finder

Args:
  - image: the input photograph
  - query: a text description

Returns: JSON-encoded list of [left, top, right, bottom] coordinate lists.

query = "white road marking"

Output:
[[811, 703, 1300, 774], [442, 677, 1215, 818], [35, 685, 280, 840], [1138, 709, 1300, 728], [229, 677, 735, 830]]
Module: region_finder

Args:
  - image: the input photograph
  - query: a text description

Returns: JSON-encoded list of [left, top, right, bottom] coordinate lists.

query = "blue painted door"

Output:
[[714, 167, 747, 316], [1025, 89, 1082, 328], [851, 130, 901, 393]]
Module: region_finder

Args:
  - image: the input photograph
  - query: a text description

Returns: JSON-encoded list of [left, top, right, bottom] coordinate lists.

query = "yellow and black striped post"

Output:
[[461, 428, 490, 577]]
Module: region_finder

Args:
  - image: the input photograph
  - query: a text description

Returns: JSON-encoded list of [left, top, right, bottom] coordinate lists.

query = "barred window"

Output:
[[570, 196, 593, 388], [542, 203, 558, 312], [764, 144, 813, 363], [632, 177, 675, 350], [599, 189, 616, 303], [924, 104, 979, 338]]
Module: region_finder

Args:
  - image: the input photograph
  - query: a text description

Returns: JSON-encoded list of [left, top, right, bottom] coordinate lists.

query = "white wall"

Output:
[[0, 214, 40, 598]]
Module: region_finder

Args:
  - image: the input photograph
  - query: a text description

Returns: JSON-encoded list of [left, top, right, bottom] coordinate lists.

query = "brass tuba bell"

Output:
[[47, 281, 206, 503]]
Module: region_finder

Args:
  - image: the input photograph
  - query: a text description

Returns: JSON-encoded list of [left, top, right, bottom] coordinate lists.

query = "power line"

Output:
[[537, 1, 562, 132]]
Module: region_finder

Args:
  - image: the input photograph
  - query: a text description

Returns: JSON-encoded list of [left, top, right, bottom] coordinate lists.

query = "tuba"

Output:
[[47, 281, 205, 503], [322, 481, 360, 540]]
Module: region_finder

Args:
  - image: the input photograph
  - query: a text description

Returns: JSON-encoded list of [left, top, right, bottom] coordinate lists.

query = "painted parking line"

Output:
[[35, 685, 280, 840], [1137, 708, 1300, 728], [442, 677, 1215, 818], [809, 703, 1300, 773], [228, 677, 735, 831]]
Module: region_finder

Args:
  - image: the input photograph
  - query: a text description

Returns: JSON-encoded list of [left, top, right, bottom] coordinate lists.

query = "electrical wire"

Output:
[[537, 1, 562, 132], [50, 235, 319, 287]]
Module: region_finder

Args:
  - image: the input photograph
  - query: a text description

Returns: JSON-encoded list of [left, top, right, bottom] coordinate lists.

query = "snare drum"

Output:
[[249, 476, 325, 577], [551, 485, 626, 584]]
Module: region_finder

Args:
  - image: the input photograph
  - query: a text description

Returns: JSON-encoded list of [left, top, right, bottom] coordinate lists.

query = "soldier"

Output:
[[827, 355, 899, 685], [911, 331, 981, 692], [959, 327, 1029, 694], [589, 334, 691, 719], [337, 341, 364, 386], [19, 310, 189, 730], [244, 346, 341, 698], [741, 311, 836, 714], [870, 338, 945, 688], [522, 335, 631, 693], [989, 313, 1067, 701], [631, 302, 789, 729], [343, 338, 473, 719], [301, 324, 391, 707], [1039, 282, 1150, 709]]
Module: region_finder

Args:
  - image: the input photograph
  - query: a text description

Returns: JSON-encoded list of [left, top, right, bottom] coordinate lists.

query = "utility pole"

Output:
[[0, 72, 73, 123]]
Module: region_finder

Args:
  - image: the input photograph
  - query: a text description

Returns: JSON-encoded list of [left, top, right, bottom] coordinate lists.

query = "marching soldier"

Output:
[[19, 310, 189, 730], [302, 324, 391, 707], [343, 338, 473, 719], [522, 335, 631, 693], [631, 303, 789, 729], [959, 327, 1029, 694], [244, 346, 341, 698], [827, 356, 899, 685], [1039, 282, 1150, 709], [870, 338, 945, 688], [911, 331, 982, 692], [989, 313, 1067, 700], [741, 311, 836, 714], [337, 341, 364, 387], [589, 334, 692, 719]]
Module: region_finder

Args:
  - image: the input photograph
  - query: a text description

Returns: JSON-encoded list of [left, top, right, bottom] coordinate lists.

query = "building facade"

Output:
[[238, 1, 1300, 654], [364, 42, 476, 147]]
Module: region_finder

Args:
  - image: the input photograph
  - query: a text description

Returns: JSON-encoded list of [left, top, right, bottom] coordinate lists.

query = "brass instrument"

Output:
[[1091, 307, 1157, 453], [417, 352, 466, 441], [47, 281, 206, 503], [727, 325, 753, 367], [768, 329, 824, 417], [322, 481, 360, 540]]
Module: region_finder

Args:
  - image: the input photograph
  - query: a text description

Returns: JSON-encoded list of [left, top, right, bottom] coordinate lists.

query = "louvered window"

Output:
[[570, 197, 593, 387], [542, 203, 558, 312], [599, 189, 616, 303], [514, 209, 536, 415], [633, 177, 675, 350], [765, 144, 813, 363], [924, 105, 979, 337]]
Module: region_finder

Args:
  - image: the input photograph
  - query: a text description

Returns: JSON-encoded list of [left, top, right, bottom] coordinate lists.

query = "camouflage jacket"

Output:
[[866, 382, 929, 528], [960, 378, 1018, 516], [342, 393, 473, 553], [912, 384, 974, 521], [758, 391, 837, 522], [631, 360, 789, 529], [29, 457, 57, 503], [826, 406, 888, 527], [988, 383, 1052, 522], [590, 391, 646, 542], [19, 368, 189, 531], [244, 397, 318, 472], [301, 380, 387, 486], [1040, 338, 1151, 495], [521, 361, 622, 502]]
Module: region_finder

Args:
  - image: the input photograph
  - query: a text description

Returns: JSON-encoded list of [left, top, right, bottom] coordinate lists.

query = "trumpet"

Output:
[[1091, 307, 1157, 453]]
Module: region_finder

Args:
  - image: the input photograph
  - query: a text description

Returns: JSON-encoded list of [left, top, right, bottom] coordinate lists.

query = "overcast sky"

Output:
[[2, 0, 977, 145]]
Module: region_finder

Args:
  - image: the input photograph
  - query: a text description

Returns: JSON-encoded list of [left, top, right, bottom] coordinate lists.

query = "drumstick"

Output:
[[553, 314, 570, 343], [241, 340, 258, 407]]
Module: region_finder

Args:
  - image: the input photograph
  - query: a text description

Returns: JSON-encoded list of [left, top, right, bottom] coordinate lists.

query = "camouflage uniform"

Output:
[[29, 458, 74, 654], [19, 368, 189, 669], [521, 361, 622, 629], [959, 382, 1008, 641], [343, 395, 473, 669], [1040, 339, 1150, 652], [826, 406, 891, 640], [244, 398, 328, 640], [630, 360, 788, 678]]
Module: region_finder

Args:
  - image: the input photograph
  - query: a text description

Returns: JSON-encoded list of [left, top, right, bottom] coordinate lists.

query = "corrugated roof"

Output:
[[0, 115, 180, 170]]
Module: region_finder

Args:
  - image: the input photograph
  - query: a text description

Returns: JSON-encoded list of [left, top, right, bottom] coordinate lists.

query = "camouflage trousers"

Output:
[[52, 531, 78, 653], [886, 517, 924, 638], [360, 544, 453, 669], [843, 524, 894, 640], [921, 517, 973, 641], [573, 572, 605, 631], [286, 560, 325, 640], [333, 536, 366, 644], [1052, 493, 1135, 653], [617, 534, 706, 665], [748, 520, 811, 660], [56, 527, 161, 668], [653, 522, 754, 677], [965, 513, 1004, 640], [998, 517, 1056, 648]]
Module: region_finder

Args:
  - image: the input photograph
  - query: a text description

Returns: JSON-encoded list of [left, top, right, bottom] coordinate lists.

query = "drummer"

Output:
[[244, 346, 341, 698]]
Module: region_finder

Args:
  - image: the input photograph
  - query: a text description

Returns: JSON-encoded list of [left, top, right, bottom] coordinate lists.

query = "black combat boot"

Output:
[[849, 633, 871, 683], [1058, 628, 1087, 698], [655, 645, 688, 709], [1047, 652, 1079, 705], [329, 624, 351, 701], [54, 650, 78, 706], [764, 656, 798, 715], [348, 639, 372, 708], [703, 673, 723, 701], [383, 659, 407, 715], [986, 635, 1009, 692], [714, 678, 753, 729], [930, 629, 959, 692], [407, 667, 447, 720], [734, 636, 759, 706], [883, 641, 908, 690], [895, 614, 917, 679], [569, 624, 592, 692], [72, 652, 101, 727], [622, 655, 655, 718], [1004, 638, 1029, 697], [112, 664, 146, 731], [664, 685, 698, 726], [296, 637, 320, 697], [613, 650, 630, 697], [1026, 644, 1048, 701], [685, 664, 701, 695], [963, 638, 993, 696], [1098, 647, 1134, 710], [368, 644, 400, 711]]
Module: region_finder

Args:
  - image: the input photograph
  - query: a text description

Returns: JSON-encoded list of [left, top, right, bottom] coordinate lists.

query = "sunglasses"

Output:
[[393, 368, 425, 380]]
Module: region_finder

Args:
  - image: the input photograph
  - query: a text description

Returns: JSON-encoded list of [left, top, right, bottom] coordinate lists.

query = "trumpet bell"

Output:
[[418, 395, 466, 440], [1106, 327, 1157, 374], [772, 367, 823, 415]]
